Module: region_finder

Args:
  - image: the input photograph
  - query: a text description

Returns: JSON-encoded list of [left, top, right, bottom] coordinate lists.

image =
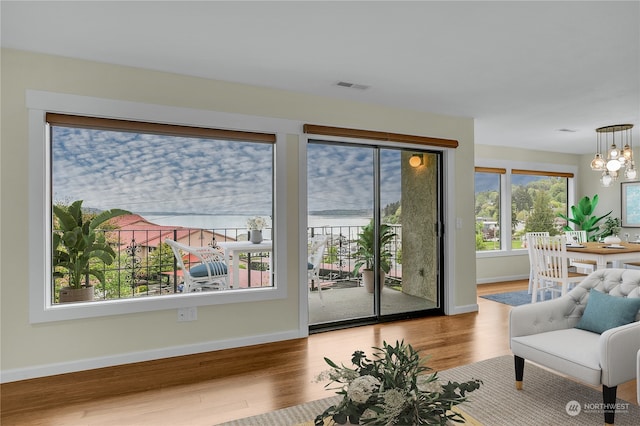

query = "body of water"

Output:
[[142, 214, 371, 235]]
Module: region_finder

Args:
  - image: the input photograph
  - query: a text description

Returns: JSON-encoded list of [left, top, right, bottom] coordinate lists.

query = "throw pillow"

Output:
[[575, 288, 640, 334]]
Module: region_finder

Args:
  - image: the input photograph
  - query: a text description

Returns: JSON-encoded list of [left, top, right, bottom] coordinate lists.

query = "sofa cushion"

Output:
[[575, 288, 640, 334], [511, 328, 602, 385]]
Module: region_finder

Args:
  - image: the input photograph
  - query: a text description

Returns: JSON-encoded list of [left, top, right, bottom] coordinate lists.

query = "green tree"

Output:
[[512, 186, 533, 213], [524, 191, 559, 235]]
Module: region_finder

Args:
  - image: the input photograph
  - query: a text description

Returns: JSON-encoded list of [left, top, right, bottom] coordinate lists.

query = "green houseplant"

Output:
[[558, 195, 611, 242], [352, 220, 397, 293], [53, 200, 130, 302]]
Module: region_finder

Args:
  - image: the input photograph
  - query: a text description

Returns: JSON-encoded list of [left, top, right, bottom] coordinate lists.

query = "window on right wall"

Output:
[[475, 166, 572, 252]]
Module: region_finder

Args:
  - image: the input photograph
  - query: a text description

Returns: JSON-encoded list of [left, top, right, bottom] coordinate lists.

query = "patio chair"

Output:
[[308, 235, 328, 302], [528, 234, 587, 303], [165, 239, 229, 292], [565, 230, 597, 273], [510, 268, 640, 425]]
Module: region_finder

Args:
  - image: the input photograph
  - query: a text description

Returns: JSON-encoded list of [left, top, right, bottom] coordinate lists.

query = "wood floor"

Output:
[[1, 280, 637, 425]]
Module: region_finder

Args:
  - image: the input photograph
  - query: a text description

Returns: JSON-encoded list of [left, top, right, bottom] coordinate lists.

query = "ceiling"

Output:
[[2, 1, 639, 155]]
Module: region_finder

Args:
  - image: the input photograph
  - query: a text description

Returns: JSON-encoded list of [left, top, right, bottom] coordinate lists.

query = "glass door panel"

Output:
[[307, 142, 374, 325], [379, 149, 441, 315]]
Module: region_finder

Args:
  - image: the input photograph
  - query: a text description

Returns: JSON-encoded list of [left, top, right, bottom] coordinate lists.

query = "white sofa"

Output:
[[510, 268, 640, 425]]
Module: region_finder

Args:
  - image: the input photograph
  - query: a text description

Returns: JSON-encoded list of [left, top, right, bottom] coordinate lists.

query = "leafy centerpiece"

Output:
[[315, 340, 482, 425]]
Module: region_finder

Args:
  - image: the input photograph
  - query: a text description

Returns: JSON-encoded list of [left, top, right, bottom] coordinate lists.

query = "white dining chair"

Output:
[[528, 234, 588, 303], [565, 230, 597, 273], [524, 232, 549, 294]]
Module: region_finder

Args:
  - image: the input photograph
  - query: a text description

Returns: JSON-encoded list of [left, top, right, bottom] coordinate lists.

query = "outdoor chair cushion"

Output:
[[575, 288, 640, 334], [189, 262, 228, 277]]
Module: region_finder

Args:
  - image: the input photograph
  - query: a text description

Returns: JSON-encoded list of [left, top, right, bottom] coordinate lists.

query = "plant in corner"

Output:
[[352, 220, 397, 293], [53, 200, 130, 302], [557, 194, 611, 242], [315, 340, 482, 426]]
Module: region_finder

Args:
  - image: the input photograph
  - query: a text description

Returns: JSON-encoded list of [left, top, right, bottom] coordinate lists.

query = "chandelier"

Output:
[[590, 124, 636, 187]]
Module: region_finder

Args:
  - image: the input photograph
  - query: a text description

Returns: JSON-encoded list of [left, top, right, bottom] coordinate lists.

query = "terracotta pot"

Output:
[[59, 286, 94, 303], [361, 269, 385, 293]]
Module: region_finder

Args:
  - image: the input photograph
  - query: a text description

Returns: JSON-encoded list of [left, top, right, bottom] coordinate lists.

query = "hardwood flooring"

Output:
[[1, 280, 637, 425]]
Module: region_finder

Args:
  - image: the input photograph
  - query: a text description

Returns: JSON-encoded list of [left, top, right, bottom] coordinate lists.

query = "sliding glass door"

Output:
[[307, 141, 443, 329]]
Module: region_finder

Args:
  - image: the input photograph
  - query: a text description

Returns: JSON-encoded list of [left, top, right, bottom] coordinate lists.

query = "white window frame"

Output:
[[27, 90, 299, 323], [475, 159, 577, 258]]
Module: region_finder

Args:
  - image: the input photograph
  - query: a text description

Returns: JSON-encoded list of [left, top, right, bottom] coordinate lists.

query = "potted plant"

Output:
[[599, 217, 622, 244], [558, 194, 611, 242], [352, 220, 396, 293], [53, 200, 130, 302]]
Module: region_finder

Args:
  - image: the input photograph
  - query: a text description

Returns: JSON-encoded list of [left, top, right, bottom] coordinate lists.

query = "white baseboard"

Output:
[[1, 329, 302, 383], [450, 303, 479, 315], [476, 274, 528, 285]]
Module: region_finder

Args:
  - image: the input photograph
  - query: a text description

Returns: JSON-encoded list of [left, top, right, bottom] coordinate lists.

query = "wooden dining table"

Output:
[[566, 241, 640, 270]]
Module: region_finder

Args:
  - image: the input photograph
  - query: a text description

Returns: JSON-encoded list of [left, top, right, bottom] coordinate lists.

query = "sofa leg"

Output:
[[514, 355, 524, 390], [603, 385, 617, 425]]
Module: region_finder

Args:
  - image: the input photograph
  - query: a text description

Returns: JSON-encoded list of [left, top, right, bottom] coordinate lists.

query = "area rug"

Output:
[[218, 355, 640, 426], [480, 290, 531, 306]]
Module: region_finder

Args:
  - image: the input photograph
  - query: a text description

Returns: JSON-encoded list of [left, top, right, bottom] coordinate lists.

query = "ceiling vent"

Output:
[[335, 81, 370, 90]]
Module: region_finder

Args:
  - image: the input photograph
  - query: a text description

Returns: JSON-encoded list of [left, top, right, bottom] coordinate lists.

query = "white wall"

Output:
[[0, 49, 476, 381]]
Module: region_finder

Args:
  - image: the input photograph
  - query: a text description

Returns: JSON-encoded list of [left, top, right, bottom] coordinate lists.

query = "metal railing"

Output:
[[52, 224, 402, 303]]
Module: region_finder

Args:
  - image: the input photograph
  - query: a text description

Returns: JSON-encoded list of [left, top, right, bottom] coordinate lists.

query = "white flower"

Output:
[[380, 388, 407, 417], [347, 375, 380, 404], [247, 216, 268, 230]]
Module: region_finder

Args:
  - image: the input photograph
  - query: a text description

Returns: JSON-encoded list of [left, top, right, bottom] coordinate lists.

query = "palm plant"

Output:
[[352, 220, 397, 276], [53, 200, 130, 289], [558, 195, 611, 242]]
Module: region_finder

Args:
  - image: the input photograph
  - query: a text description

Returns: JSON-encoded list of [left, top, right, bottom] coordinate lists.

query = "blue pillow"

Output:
[[575, 289, 640, 334], [189, 262, 228, 277]]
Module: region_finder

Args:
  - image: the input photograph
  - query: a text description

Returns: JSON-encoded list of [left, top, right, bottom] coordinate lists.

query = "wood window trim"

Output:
[[475, 167, 506, 174], [511, 169, 574, 178], [46, 113, 276, 143], [303, 124, 458, 149]]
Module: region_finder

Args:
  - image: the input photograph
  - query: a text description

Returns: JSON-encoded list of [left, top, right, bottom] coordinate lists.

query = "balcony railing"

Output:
[[52, 225, 402, 303]]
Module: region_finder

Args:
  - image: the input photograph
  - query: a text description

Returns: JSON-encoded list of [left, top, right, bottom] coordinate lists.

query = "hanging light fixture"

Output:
[[593, 124, 636, 185]]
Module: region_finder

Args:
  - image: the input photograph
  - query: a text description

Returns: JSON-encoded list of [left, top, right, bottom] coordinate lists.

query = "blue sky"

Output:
[[52, 127, 404, 215], [307, 144, 401, 212]]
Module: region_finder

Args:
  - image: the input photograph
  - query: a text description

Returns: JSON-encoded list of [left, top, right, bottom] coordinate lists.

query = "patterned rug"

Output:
[[218, 355, 640, 426]]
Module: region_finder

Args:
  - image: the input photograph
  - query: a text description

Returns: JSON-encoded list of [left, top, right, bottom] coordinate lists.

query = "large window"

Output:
[[49, 113, 275, 304], [475, 164, 573, 253], [28, 91, 289, 323]]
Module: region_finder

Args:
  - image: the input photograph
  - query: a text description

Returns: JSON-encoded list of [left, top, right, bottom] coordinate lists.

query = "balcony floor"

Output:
[[308, 284, 437, 324]]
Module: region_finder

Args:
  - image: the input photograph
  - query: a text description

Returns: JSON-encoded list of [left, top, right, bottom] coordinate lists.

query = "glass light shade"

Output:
[[409, 154, 423, 168], [606, 159, 622, 172], [590, 154, 605, 170], [625, 167, 637, 180], [608, 144, 619, 160], [623, 144, 633, 160], [600, 172, 613, 187]]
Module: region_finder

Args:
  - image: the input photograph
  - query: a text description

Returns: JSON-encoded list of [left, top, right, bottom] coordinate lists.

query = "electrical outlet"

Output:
[[177, 307, 197, 322]]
